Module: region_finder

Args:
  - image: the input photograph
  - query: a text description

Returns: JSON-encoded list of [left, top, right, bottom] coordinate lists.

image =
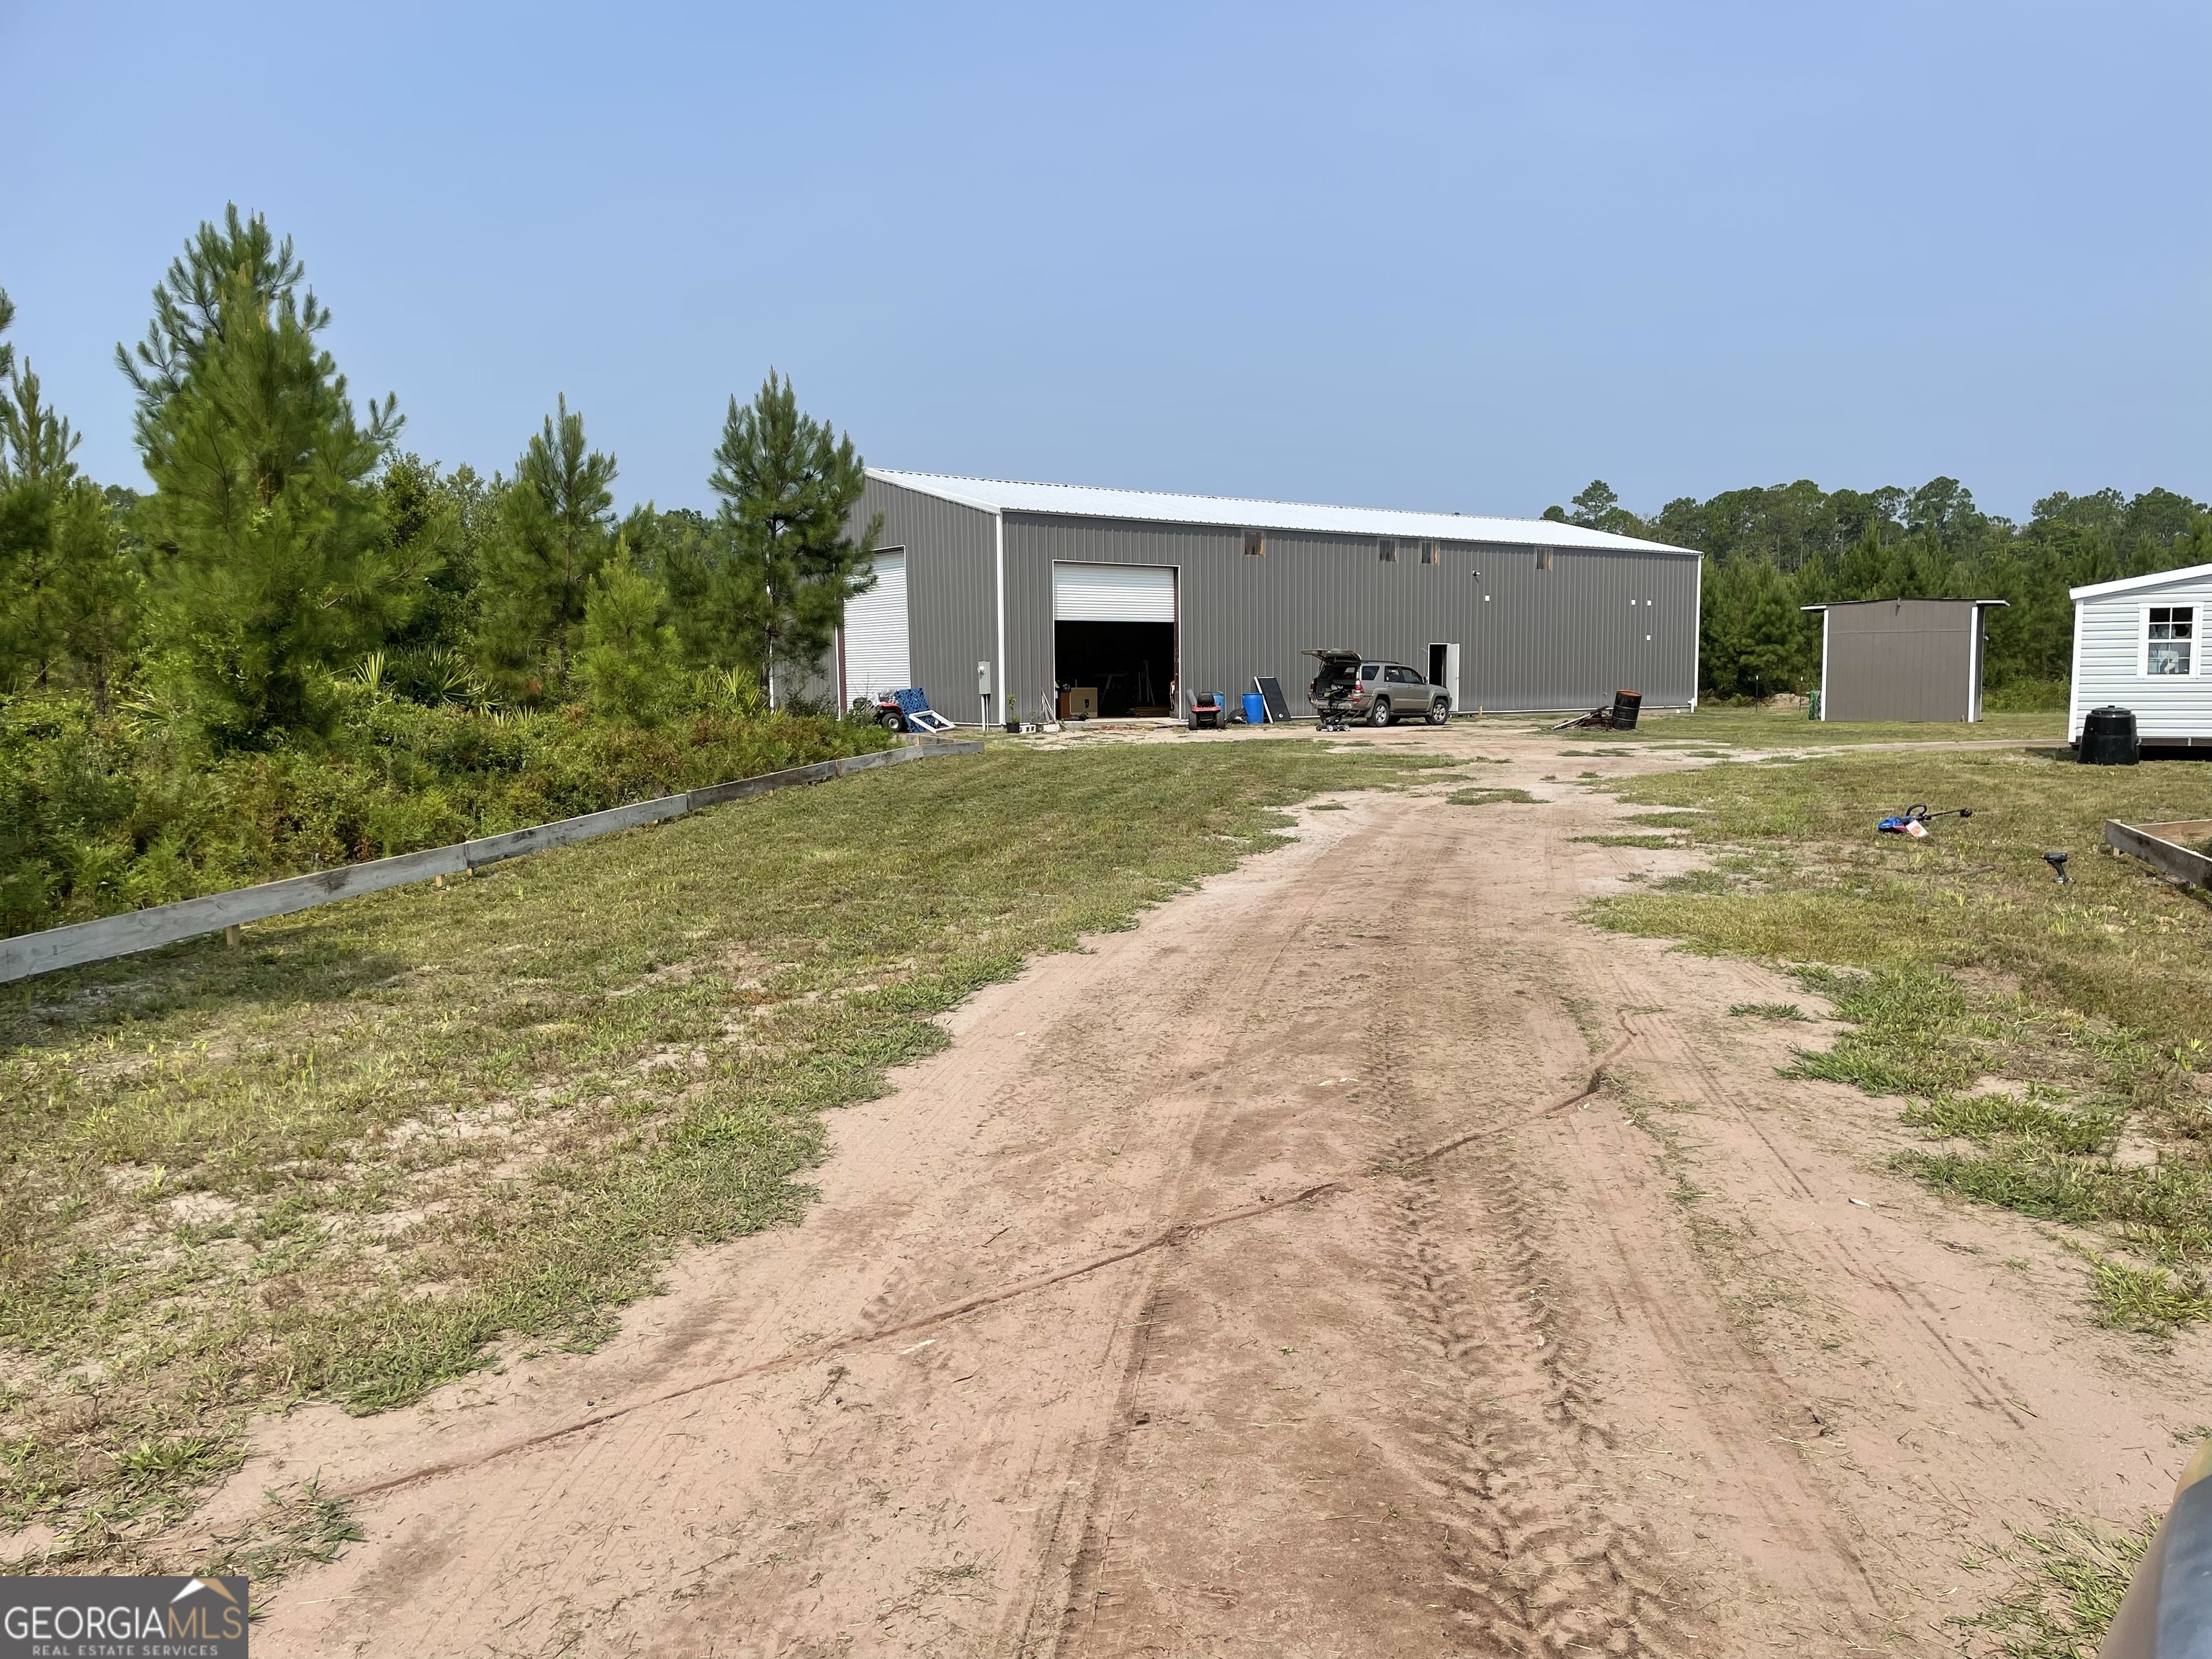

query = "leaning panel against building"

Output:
[[830, 471, 1702, 724]]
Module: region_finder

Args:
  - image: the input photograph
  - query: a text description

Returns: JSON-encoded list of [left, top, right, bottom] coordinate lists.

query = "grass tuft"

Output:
[[1783, 965, 1992, 1097], [2072, 1247, 2212, 1334], [1446, 787, 1542, 806], [1959, 1513, 2154, 1657], [1729, 1002, 1810, 1021]]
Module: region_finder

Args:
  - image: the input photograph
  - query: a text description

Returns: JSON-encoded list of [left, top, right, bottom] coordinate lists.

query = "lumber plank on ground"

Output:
[[2105, 818, 2212, 888]]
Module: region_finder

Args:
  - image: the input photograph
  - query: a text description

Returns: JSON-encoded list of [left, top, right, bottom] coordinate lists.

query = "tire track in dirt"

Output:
[[1379, 1112, 1699, 1655], [1046, 823, 1443, 1655]]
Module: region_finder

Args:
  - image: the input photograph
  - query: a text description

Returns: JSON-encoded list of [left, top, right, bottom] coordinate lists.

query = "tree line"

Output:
[[0, 207, 880, 747], [9, 204, 2208, 736], [1547, 477, 2212, 706]]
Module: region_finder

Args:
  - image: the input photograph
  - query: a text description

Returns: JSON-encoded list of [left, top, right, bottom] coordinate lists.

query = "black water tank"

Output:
[[2080, 706, 2139, 765], [1610, 690, 1642, 730]]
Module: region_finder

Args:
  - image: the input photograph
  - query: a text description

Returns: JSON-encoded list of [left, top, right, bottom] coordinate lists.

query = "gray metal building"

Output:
[[828, 471, 1704, 724], [1803, 598, 2007, 721]]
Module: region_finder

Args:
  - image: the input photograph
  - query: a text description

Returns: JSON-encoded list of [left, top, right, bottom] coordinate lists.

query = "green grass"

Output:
[[1446, 787, 1543, 805], [1959, 1514, 2156, 1658], [1728, 1002, 1810, 1021], [1588, 747, 2212, 1330], [1571, 833, 1685, 849], [2073, 1248, 2212, 1334], [0, 740, 1440, 1572], [1492, 704, 2064, 750]]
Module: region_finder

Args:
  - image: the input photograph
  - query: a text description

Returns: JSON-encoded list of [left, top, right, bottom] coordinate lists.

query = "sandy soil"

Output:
[[218, 725, 2208, 1657]]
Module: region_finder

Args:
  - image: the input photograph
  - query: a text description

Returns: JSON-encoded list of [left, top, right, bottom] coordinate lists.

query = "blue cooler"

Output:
[[1242, 691, 1267, 726]]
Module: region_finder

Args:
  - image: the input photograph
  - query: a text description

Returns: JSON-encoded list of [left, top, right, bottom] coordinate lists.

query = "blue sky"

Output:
[[3, 1, 2206, 522]]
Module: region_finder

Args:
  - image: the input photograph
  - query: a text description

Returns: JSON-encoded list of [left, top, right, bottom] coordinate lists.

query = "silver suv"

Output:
[[1342, 660, 1452, 727]]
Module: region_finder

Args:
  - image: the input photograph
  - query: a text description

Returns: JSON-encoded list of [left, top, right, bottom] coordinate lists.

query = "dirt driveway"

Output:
[[229, 727, 2203, 1656]]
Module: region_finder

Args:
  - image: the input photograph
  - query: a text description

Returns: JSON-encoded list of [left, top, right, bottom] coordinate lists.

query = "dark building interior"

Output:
[[1054, 620, 1177, 717]]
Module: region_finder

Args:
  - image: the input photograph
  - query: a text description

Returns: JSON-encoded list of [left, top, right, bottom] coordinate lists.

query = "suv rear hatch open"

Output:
[[1305, 648, 1362, 703]]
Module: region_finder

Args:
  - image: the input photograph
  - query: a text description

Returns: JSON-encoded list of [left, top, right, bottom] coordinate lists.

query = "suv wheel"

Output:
[[1426, 699, 1450, 726], [1367, 697, 1392, 727]]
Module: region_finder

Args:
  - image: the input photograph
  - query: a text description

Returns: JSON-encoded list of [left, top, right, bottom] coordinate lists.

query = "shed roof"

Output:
[[2069, 562, 2212, 603], [868, 469, 1697, 556], [1799, 598, 2008, 611]]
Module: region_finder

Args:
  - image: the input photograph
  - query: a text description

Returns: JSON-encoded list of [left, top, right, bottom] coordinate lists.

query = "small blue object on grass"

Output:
[[1243, 691, 1267, 726]]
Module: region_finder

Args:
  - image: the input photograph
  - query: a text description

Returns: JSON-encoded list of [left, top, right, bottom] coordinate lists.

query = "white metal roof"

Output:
[[1799, 598, 2007, 610], [868, 469, 1697, 556], [2069, 562, 2212, 603]]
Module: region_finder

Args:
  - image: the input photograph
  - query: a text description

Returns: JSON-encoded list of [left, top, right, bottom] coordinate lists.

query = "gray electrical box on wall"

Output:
[[976, 661, 992, 696]]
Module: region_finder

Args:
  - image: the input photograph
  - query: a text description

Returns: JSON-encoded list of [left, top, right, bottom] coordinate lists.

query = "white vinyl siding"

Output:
[[2069, 575, 2212, 740], [1051, 562, 1177, 622], [842, 550, 910, 703]]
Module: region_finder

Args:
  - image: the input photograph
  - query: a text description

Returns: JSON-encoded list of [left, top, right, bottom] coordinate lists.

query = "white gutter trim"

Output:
[[2067, 597, 2085, 742], [992, 510, 1007, 730], [1967, 605, 1982, 721], [2069, 560, 2212, 603], [1820, 607, 1830, 719], [1689, 554, 1702, 711]]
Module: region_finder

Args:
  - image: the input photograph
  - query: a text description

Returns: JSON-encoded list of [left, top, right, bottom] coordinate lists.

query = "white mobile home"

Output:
[[2069, 562, 2212, 748]]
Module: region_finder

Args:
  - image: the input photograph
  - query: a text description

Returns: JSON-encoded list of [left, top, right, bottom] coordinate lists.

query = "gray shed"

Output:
[[824, 471, 1704, 724], [1802, 598, 2008, 722]]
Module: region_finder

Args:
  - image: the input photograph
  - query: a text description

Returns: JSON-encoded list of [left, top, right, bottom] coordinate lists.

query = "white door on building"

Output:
[[842, 549, 909, 703], [1052, 561, 1177, 622]]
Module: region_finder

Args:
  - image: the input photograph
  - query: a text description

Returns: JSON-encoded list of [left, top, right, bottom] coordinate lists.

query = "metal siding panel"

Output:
[[1819, 601, 1976, 721], [848, 478, 997, 724], [1000, 514, 1697, 716]]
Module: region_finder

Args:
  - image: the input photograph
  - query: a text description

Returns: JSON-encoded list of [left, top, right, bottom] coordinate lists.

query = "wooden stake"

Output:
[[224, 925, 242, 948]]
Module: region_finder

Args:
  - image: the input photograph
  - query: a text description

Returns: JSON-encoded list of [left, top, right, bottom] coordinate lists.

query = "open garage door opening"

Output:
[[1053, 563, 1177, 718]]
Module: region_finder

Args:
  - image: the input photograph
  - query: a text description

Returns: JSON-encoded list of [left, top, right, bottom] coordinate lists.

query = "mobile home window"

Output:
[[2146, 606, 2196, 675], [1379, 538, 1399, 563], [1243, 529, 1265, 557]]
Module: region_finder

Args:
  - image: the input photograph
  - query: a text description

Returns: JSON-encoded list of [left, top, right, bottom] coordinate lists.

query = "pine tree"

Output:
[[377, 454, 488, 703], [130, 215, 418, 745], [706, 372, 879, 703], [473, 396, 616, 699], [50, 482, 139, 714], [0, 357, 80, 690], [576, 536, 676, 724], [0, 303, 138, 706], [117, 204, 309, 433]]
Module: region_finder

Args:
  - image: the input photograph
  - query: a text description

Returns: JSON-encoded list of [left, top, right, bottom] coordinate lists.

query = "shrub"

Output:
[[0, 683, 896, 936]]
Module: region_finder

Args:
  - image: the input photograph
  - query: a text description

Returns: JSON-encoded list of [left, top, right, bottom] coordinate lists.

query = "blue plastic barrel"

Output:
[[1242, 692, 1267, 726]]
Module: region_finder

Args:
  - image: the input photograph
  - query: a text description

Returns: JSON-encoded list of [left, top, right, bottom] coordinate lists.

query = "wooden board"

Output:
[[2105, 819, 2212, 888]]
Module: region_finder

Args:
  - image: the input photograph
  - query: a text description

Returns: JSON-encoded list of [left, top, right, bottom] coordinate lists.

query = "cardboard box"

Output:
[[1058, 687, 1098, 719]]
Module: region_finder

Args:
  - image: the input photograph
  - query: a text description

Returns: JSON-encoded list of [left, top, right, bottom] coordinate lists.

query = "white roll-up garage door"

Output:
[[842, 550, 909, 702], [1053, 562, 1177, 622]]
